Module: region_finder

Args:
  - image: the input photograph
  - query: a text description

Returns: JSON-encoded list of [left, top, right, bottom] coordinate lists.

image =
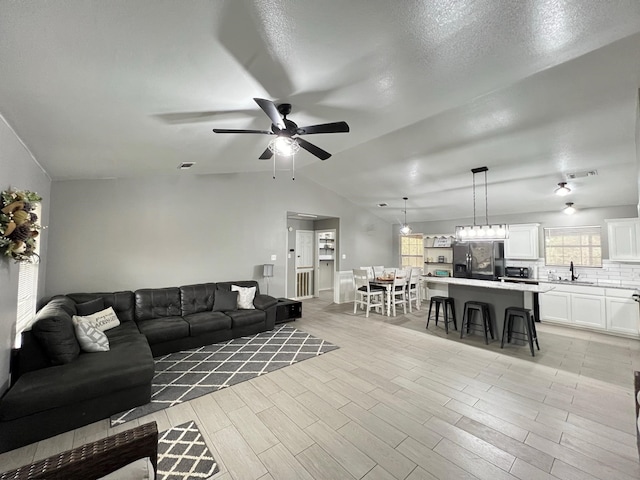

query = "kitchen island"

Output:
[[422, 276, 555, 339]]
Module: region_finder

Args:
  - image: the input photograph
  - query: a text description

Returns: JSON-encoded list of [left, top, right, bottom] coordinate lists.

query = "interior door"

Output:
[[295, 230, 314, 298]]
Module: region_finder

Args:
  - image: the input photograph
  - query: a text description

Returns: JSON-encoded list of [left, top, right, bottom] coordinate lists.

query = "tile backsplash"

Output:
[[506, 259, 640, 288]]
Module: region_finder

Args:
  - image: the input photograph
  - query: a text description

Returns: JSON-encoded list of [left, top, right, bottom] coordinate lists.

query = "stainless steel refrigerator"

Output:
[[453, 241, 505, 280]]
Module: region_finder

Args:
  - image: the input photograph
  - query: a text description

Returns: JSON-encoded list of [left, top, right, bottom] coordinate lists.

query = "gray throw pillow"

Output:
[[213, 290, 238, 312], [76, 297, 105, 316], [32, 316, 80, 365]]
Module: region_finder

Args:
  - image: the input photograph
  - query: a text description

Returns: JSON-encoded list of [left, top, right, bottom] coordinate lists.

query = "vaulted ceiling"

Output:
[[2, 1, 640, 223]]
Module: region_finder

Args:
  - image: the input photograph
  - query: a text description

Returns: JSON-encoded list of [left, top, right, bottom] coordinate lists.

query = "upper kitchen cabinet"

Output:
[[606, 218, 640, 262], [505, 224, 540, 260]]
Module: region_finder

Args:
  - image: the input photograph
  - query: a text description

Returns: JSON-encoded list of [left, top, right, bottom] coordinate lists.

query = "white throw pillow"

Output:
[[231, 285, 256, 309], [73, 319, 110, 353], [72, 306, 120, 331]]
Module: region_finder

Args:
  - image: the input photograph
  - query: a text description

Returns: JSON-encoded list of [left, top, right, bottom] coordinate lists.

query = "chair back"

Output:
[[372, 265, 385, 278], [392, 268, 407, 288], [359, 266, 375, 280], [353, 269, 370, 291], [409, 267, 422, 286]]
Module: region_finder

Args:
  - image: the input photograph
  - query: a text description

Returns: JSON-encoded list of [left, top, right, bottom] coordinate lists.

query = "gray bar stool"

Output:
[[460, 301, 494, 344], [426, 296, 457, 334], [501, 306, 540, 356]]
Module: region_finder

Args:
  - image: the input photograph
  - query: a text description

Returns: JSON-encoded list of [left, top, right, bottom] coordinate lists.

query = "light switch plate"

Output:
[[341, 254, 346, 259], [271, 254, 277, 261]]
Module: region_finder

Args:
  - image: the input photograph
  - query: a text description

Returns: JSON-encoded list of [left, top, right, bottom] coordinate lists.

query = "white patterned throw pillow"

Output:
[[73, 319, 110, 352], [231, 285, 256, 309], [72, 306, 120, 331]]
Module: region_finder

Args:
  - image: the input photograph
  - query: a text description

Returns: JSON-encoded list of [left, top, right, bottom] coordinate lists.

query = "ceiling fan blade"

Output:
[[212, 128, 274, 134], [254, 98, 285, 129], [259, 147, 273, 160], [296, 121, 350, 135], [296, 138, 331, 160]]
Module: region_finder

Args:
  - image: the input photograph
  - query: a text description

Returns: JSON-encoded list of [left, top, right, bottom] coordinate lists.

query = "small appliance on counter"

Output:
[[505, 266, 530, 278]]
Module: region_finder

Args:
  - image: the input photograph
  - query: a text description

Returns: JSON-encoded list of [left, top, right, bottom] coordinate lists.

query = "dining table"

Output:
[[369, 275, 404, 316]]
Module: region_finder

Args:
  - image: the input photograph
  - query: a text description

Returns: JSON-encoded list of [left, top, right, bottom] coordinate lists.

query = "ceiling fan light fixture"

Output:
[[563, 202, 576, 215], [555, 182, 571, 196], [268, 136, 300, 156]]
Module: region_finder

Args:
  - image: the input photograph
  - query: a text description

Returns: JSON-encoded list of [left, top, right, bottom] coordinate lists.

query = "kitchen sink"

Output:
[[549, 279, 595, 286]]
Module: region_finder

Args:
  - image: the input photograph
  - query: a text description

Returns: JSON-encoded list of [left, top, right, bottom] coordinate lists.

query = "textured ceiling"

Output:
[[1, 0, 640, 223]]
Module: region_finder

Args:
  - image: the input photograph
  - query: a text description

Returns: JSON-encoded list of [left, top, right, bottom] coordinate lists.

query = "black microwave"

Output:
[[505, 266, 529, 278]]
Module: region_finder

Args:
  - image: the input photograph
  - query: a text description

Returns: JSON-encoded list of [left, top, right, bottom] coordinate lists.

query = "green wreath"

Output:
[[0, 189, 42, 262]]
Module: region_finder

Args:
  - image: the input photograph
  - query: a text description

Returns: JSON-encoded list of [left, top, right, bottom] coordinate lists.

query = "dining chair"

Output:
[[352, 269, 384, 317], [406, 267, 422, 312], [372, 265, 385, 278], [390, 268, 408, 316]]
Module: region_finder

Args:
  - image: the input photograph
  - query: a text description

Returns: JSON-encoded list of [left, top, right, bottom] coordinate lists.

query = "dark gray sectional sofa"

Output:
[[0, 280, 277, 453]]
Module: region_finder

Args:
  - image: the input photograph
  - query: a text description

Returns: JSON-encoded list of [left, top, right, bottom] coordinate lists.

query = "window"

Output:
[[544, 226, 602, 267], [400, 234, 424, 268], [14, 203, 41, 346]]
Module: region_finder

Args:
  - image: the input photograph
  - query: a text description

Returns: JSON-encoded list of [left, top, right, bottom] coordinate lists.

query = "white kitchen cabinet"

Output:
[[571, 293, 606, 330], [539, 290, 571, 324], [505, 223, 540, 260], [606, 218, 640, 262], [540, 283, 639, 336], [605, 288, 640, 336]]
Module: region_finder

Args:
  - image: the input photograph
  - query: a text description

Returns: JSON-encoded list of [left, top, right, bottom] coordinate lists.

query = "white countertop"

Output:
[[422, 276, 555, 293]]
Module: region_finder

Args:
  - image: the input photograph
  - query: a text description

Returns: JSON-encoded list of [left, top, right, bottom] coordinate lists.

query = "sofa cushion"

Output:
[[104, 321, 143, 342], [216, 280, 261, 295], [31, 307, 80, 365], [0, 334, 153, 422], [74, 320, 110, 352], [68, 291, 136, 322], [136, 316, 189, 344], [231, 285, 256, 309], [73, 307, 121, 332], [75, 297, 105, 316], [184, 311, 233, 336], [135, 288, 182, 321], [225, 309, 266, 329], [212, 290, 238, 312], [180, 283, 216, 316]]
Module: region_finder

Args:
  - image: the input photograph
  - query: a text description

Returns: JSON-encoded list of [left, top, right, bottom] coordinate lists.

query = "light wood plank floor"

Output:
[[2, 292, 640, 479]]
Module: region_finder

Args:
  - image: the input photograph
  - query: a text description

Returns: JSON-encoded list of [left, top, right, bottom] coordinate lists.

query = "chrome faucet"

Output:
[[570, 261, 579, 281]]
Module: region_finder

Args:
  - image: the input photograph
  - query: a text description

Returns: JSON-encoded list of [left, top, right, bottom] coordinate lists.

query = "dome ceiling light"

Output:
[[554, 182, 571, 196]]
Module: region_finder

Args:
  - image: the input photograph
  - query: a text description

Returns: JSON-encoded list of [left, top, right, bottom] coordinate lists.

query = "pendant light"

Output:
[[563, 202, 576, 215], [555, 182, 571, 196], [455, 166, 508, 241], [400, 197, 412, 235]]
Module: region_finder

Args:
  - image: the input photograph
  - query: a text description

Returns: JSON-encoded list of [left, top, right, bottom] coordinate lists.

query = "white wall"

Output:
[[0, 116, 50, 392], [46, 172, 393, 297]]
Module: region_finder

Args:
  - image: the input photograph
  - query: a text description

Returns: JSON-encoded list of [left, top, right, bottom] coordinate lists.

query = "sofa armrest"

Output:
[[0, 422, 158, 480], [254, 294, 278, 310]]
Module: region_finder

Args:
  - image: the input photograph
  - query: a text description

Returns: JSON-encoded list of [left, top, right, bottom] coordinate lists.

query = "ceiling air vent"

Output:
[[566, 170, 597, 179], [177, 162, 196, 170]]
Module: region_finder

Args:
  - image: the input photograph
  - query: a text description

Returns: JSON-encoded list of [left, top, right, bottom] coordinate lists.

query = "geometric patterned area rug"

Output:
[[111, 325, 339, 425], [158, 421, 219, 480]]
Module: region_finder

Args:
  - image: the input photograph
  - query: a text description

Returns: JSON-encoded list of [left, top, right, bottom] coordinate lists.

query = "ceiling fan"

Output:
[[212, 98, 350, 160]]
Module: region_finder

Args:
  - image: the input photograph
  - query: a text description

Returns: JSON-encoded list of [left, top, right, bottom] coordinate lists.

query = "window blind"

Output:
[[544, 226, 602, 267], [15, 262, 38, 346]]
